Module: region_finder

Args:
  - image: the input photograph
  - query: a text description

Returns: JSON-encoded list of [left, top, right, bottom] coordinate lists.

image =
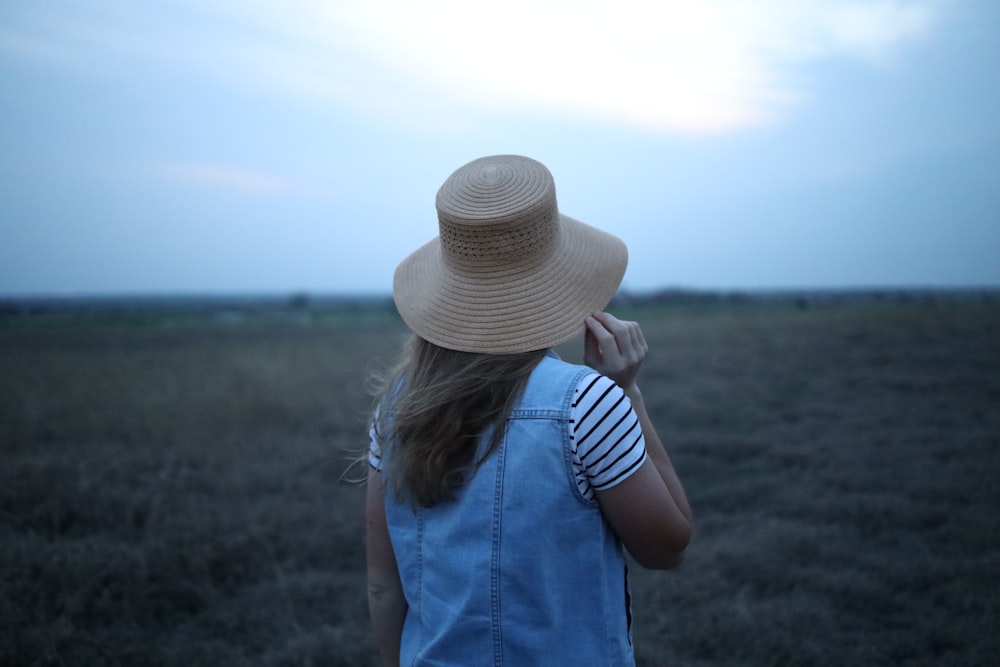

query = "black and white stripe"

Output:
[[570, 374, 646, 501]]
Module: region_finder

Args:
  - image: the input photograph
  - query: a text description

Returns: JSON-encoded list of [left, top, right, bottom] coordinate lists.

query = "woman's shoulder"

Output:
[[536, 351, 598, 378], [531, 355, 599, 391], [517, 353, 598, 409]]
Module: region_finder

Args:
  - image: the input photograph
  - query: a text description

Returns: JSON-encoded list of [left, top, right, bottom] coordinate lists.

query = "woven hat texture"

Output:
[[393, 155, 627, 354]]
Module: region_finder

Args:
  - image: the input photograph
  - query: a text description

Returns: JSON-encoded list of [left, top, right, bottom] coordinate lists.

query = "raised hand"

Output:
[[583, 311, 649, 392]]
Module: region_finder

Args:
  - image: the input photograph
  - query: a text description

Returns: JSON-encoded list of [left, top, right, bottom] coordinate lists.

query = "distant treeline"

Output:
[[1, 287, 997, 320], [0, 293, 396, 319], [615, 287, 1000, 308]]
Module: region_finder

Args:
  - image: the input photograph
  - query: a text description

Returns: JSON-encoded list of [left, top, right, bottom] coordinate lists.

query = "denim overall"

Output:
[[384, 354, 635, 666]]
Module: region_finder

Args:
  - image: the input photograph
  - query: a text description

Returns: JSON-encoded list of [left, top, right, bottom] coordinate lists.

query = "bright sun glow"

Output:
[[314, 0, 942, 132], [1, 0, 944, 133]]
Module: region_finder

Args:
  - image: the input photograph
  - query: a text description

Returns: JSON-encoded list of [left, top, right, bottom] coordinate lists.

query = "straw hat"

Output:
[[393, 155, 627, 354]]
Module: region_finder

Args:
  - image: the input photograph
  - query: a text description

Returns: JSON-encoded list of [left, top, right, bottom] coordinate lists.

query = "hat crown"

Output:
[[435, 155, 558, 269], [393, 153, 627, 354]]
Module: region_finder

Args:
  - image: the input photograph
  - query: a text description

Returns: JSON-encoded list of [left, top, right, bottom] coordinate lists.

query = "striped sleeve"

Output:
[[369, 420, 383, 471], [571, 373, 647, 500]]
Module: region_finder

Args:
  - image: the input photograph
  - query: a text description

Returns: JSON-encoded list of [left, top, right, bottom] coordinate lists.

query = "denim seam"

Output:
[[563, 367, 603, 509], [415, 508, 424, 665], [491, 430, 506, 666], [509, 408, 565, 419]]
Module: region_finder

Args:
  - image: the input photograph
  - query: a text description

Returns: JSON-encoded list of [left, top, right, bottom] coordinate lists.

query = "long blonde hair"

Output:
[[373, 335, 547, 507]]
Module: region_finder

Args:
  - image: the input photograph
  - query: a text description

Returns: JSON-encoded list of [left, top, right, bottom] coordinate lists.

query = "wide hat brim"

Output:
[[393, 214, 627, 354]]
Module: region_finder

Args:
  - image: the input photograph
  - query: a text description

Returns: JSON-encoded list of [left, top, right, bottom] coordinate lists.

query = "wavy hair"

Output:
[[372, 335, 547, 508]]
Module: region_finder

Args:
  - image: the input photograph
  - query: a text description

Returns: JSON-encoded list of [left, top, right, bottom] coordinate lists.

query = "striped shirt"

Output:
[[368, 372, 647, 501]]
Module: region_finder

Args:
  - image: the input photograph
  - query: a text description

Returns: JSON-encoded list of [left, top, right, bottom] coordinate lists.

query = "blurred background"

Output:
[[1, 0, 998, 297], [3, 4, 999, 665]]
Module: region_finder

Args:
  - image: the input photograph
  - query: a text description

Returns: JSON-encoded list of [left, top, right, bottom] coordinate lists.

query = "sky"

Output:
[[1, 0, 998, 296]]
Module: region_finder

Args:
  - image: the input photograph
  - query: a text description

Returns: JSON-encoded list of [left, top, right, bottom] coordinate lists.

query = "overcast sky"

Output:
[[1, 0, 998, 296]]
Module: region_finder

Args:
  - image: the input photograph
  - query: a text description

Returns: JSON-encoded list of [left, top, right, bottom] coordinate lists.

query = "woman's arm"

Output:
[[366, 467, 406, 666], [623, 384, 693, 524], [585, 311, 693, 569]]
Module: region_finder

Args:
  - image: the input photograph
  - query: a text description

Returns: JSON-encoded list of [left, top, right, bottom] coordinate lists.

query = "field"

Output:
[[2, 294, 998, 666]]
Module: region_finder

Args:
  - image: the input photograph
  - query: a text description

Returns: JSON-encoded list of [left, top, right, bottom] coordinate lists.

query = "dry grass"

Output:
[[2, 296, 998, 666]]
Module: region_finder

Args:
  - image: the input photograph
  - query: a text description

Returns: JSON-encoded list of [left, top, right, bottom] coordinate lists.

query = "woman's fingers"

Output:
[[584, 312, 647, 389], [635, 323, 648, 354], [593, 312, 643, 359], [592, 311, 628, 339], [584, 315, 620, 365], [583, 320, 603, 367], [627, 322, 645, 360]]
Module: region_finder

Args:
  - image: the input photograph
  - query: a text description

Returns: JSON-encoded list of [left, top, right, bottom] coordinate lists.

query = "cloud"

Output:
[[296, 0, 946, 131], [1, 0, 947, 133], [821, 2, 939, 63], [158, 162, 298, 195]]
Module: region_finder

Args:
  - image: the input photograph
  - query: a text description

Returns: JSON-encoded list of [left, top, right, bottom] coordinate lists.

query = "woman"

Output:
[[366, 155, 692, 666]]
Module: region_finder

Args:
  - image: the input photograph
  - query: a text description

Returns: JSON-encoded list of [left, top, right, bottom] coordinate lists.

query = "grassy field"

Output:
[[1, 295, 998, 666]]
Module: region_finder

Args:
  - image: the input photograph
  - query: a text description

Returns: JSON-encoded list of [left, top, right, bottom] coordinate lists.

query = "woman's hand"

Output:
[[583, 311, 648, 391], [586, 312, 694, 570]]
